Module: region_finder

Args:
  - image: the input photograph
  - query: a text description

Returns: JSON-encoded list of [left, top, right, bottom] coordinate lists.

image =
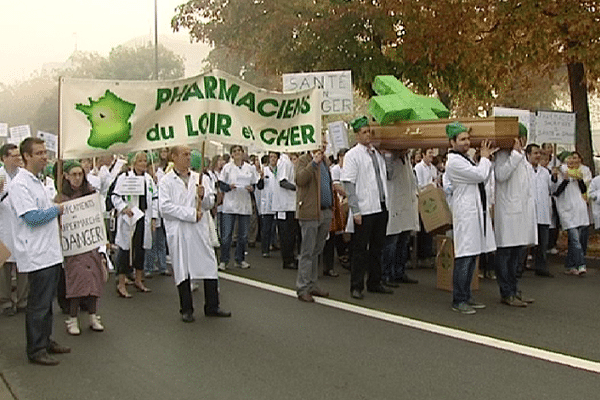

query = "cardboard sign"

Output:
[[327, 121, 349, 155], [60, 193, 107, 257], [536, 110, 576, 145], [283, 70, 353, 115], [8, 125, 31, 144], [435, 236, 479, 292], [37, 131, 58, 153], [114, 176, 145, 196]]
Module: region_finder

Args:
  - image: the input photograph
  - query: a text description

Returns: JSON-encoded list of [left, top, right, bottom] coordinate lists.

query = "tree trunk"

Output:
[[567, 62, 594, 175]]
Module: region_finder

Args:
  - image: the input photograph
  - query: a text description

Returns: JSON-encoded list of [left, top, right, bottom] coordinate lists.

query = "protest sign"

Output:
[[60, 193, 107, 257], [114, 176, 145, 196], [492, 107, 536, 142], [0, 123, 8, 138], [283, 70, 353, 115], [535, 110, 576, 145], [8, 125, 31, 145], [59, 70, 321, 159], [37, 131, 58, 152], [327, 121, 349, 155]]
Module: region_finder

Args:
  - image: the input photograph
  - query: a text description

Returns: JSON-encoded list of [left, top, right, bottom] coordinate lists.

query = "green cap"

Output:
[[446, 121, 470, 139], [557, 150, 571, 162], [63, 160, 82, 173], [350, 116, 369, 132], [190, 150, 203, 171], [518, 123, 528, 138]]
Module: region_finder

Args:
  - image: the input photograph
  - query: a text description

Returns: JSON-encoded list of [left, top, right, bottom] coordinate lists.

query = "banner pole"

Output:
[[57, 77, 64, 196]]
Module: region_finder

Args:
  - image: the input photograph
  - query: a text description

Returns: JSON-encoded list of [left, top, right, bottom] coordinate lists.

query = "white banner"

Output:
[[59, 70, 321, 159], [59, 193, 107, 257], [0, 123, 8, 138], [37, 131, 57, 153], [283, 70, 353, 115]]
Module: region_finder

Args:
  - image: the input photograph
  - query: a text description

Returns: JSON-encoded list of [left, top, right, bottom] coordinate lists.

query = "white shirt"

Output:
[[414, 160, 438, 189], [9, 169, 63, 273], [219, 161, 259, 215], [259, 166, 277, 215], [330, 164, 342, 184], [342, 143, 388, 217], [528, 163, 552, 225], [272, 154, 296, 213]]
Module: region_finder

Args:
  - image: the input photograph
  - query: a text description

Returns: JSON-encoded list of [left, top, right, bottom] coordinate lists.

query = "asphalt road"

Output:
[[1, 247, 600, 400]]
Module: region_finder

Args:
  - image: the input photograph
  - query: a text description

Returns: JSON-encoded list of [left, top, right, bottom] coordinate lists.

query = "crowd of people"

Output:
[[0, 116, 598, 364]]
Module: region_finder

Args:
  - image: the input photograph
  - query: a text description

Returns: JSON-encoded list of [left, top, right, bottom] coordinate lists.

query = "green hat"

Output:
[[190, 150, 203, 171], [63, 160, 82, 173], [446, 121, 470, 139], [350, 116, 369, 132], [518, 123, 528, 138], [557, 150, 571, 162]]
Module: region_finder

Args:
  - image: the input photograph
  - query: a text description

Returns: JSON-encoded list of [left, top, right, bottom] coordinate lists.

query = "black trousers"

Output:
[[277, 211, 300, 267], [116, 219, 146, 274], [350, 209, 388, 292], [177, 278, 220, 315]]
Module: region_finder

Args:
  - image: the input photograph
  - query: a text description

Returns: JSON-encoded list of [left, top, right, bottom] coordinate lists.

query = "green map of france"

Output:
[[75, 90, 136, 149]]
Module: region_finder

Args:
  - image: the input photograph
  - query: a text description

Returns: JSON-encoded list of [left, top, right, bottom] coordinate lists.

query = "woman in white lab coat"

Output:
[[112, 152, 158, 298], [553, 153, 590, 275]]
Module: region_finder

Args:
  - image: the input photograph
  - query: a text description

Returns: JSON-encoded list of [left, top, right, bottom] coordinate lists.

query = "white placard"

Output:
[[114, 176, 145, 196], [0, 123, 8, 137], [492, 107, 536, 142], [60, 193, 108, 257], [234, 175, 253, 189], [37, 131, 58, 153], [327, 121, 349, 155], [283, 70, 353, 115], [8, 125, 31, 144], [535, 110, 576, 145]]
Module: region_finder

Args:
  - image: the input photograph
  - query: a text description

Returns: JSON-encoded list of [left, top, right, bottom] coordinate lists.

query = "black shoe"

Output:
[[535, 270, 554, 278], [367, 285, 394, 294], [396, 275, 419, 284], [205, 309, 232, 317], [29, 351, 59, 366], [351, 290, 364, 300], [283, 263, 298, 270], [381, 280, 400, 288], [47, 341, 71, 354], [181, 313, 195, 323]]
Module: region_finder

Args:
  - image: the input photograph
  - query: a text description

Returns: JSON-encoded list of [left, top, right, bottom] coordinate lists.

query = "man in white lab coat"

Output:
[[494, 124, 537, 307], [445, 122, 496, 314], [159, 146, 231, 322]]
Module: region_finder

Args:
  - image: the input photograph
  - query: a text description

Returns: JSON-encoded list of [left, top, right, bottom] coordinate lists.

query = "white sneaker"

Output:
[[89, 314, 104, 332], [235, 261, 250, 269], [66, 317, 80, 335], [578, 265, 587, 275], [548, 248, 559, 255], [218, 262, 227, 271], [191, 282, 200, 292], [564, 268, 580, 275]]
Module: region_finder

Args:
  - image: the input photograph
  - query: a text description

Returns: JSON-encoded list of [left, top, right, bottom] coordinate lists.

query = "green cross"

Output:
[[368, 76, 450, 125]]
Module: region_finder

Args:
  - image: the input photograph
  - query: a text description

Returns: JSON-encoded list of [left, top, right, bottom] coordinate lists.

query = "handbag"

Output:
[[207, 212, 220, 248]]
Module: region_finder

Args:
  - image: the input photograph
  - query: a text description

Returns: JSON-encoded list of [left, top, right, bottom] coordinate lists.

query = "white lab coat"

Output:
[[528, 163, 553, 226], [272, 154, 296, 213], [386, 155, 419, 235], [493, 150, 537, 248], [112, 171, 158, 251], [0, 166, 19, 263], [553, 165, 589, 230], [588, 175, 600, 229], [259, 166, 277, 215], [445, 153, 496, 258], [414, 160, 438, 189], [159, 171, 217, 285]]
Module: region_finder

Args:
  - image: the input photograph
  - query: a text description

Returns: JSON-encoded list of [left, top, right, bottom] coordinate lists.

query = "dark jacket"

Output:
[[295, 152, 333, 220]]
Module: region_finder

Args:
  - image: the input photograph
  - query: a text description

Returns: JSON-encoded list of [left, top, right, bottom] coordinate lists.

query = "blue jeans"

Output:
[[221, 214, 250, 264], [452, 256, 477, 305], [26, 263, 60, 359], [381, 231, 411, 282], [566, 226, 587, 270], [495, 246, 524, 298], [144, 224, 167, 274]]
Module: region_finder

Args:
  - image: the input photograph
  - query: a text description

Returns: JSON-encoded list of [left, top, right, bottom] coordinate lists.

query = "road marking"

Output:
[[220, 272, 600, 374]]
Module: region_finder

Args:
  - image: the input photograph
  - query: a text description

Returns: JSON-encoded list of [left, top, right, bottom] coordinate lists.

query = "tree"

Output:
[[172, 0, 600, 169], [0, 43, 185, 138]]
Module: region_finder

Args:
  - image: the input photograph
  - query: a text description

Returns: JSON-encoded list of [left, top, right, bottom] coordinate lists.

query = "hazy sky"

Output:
[[1, 0, 192, 85]]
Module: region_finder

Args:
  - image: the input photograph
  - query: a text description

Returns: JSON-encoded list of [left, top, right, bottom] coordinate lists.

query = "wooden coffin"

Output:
[[370, 116, 519, 150]]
